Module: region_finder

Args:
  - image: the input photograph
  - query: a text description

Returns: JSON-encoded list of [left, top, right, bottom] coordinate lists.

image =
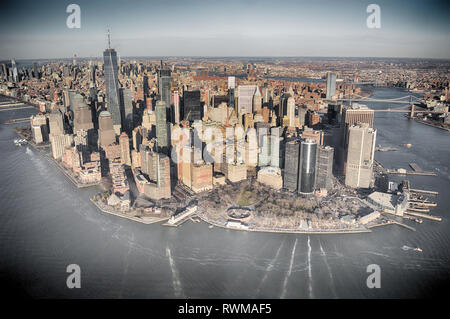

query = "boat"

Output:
[[13, 138, 27, 146], [414, 247, 422, 252], [208, 225, 214, 229]]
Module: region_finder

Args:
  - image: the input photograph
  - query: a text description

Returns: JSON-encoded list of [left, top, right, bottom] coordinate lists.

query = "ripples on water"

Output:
[[0, 89, 449, 298]]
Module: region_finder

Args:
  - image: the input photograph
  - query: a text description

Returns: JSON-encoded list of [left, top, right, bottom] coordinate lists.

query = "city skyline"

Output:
[[1, 0, 449, 60]]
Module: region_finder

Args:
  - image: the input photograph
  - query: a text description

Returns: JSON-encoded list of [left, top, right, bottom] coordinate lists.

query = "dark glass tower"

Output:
[[298, 139, 318, 195], [182, 90, 202, 122], [103, 47, 121, 134], [283, 138, 301, 191]]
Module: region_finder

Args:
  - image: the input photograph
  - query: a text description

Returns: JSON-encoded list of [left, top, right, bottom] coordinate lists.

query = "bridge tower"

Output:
[[409, 96, 415, 118]]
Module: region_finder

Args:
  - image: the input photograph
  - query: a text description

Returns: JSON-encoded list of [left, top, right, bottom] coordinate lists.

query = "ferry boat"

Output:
[[13, 138, 27, 146], [414, 247, 423, 252]]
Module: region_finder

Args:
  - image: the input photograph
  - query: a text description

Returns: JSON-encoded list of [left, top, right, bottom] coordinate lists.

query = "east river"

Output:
[[0, 86, 449, 298]]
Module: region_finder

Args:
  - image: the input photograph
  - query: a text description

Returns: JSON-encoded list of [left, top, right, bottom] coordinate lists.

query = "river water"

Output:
[[0, 86, 449, 298]]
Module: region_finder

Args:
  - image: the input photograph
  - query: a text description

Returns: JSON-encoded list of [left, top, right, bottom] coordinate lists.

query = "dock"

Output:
[[163, 205, 198, 227], [409, 163, 423, 172], [404, 211, 442, 222], [391, 220, 416, 231], [410, 189, 438, 196], [407, 207, 430, 213], [387, 169, 437, 176]]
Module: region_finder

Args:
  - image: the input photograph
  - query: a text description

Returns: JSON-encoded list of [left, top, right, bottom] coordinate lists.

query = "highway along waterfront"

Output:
[[0, 86, 449, 298]]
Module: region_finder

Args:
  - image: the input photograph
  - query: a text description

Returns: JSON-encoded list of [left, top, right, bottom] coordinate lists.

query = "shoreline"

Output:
[[197, 213, 373, 235], [14, 127, 100, 188], [90, 197, 169, 225]]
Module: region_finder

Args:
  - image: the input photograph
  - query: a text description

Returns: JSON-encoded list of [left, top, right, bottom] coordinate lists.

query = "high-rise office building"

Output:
[[11, 59, 18, 82], [173, 90, 180, 124], [298, 139, 317, 195], [227, 76, 235, 90], [287, 96, 295, 126], [283, 138, 300, 191], [326, 72, 336, 99], [0, 64, 7, 80], [138, 145, 171, 200], [103, 47, 121, 135], [74, 105, 94, 133], [182, 90, 202, 121], [237, 85, 257, 114], [155, 100, 169, 150], [98, 111, 116, 147], [340, 104, 375, 173], [119, 132, 131, 166], [253, 87, 262, 114], [49, 110, 65, 135], [119, 87, 134, 134], [316, 146, 334, 190], [344, 123, 376, 189]]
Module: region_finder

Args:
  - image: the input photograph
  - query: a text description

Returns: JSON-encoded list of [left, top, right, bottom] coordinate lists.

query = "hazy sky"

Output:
[[0, 0, 449, 59]]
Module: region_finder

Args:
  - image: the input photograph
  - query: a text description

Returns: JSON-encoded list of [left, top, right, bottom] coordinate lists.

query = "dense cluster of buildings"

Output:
[[10, 48, 442, 211]]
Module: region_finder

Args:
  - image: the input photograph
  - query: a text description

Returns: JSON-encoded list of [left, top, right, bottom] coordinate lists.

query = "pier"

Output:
[[163, 205, 198, 227], [404, 211, 442, 222], [387, 169, 437, 176], [410, 189, 438, 196]]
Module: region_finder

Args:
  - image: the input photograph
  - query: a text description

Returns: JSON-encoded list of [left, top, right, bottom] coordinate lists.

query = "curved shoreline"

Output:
[[197, 214, 373, 235], [90, 197, 169, 225]]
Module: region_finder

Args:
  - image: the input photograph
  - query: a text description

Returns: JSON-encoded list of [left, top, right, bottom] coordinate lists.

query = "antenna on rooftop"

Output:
[[107, 29, 111, 49]]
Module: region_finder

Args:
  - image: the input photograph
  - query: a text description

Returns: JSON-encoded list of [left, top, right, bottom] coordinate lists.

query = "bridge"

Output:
[[336, 94, 448, 116], [337, 93, 422, 104]]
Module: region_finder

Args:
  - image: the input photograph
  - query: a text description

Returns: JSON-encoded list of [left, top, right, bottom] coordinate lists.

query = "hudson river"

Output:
[[0, 86, 449, 298]]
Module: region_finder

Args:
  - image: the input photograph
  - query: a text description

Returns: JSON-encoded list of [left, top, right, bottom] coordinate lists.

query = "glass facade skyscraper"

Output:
[[326, 72, 336, 99], [103, 48, 121, 135]]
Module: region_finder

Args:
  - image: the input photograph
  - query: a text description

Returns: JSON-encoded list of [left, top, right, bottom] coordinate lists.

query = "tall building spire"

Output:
[[107, 29, 111, 49]]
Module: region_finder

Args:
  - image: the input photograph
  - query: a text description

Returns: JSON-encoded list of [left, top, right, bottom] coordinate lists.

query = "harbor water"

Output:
[[0, 86, 449, 298]]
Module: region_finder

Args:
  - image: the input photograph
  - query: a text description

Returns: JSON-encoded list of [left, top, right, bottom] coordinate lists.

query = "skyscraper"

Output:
[[237, 85, 257, 114], [158, 61, 172, 117], [119, 87, 134, 134], [326, 72, 336, 99], [298, 139, 317, 195], [74, 105, 94, 133], [287, 96, 295, 126], [155, 100, 169, 151], [283, 138, 300, 191], [98, 111, 116, 147], [11, 59, 18, 82], [173, 90, 180, 124], [49, 110, 65, 135], [103, 46, 121, 135], [340, 104, 375, 173], [182, 90, 202, 121], [119, 132, 131, 166], [316, 145, 334, 190], [253, 87, 262, 114], [344, 123, 376, 189]]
